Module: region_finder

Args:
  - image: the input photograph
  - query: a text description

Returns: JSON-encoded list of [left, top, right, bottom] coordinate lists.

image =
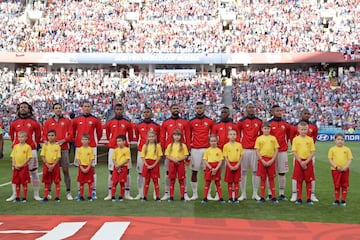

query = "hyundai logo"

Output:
[[317, 134, 330, 141]]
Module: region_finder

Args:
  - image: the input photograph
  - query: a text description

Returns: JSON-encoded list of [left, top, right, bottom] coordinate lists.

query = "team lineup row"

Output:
[[7, 101, 352, 206]]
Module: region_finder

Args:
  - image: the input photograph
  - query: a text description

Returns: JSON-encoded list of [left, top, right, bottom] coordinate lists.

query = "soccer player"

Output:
[[72, 101, 102, 199], [10, 131, 32, 203], [237, 102, 262, 201], [189, 101, 214, 200], [328, 133, 353, 206], [268, 104, 291, 201], [290, 108, 319, 202], [255, 122, 279, 204], [42, 103, 73, 200], [104, 104, 134, 200], [211, 106, 238, 200], [292, 121, 316, 205], [134, 107, 160, 200], [75, 134, 95, 202], [160, 104, 190, 201], [223, 129, 243, 203], [8, 102, 42, 201], [111, 135, 131, 202], [40, 130, 61, 203]]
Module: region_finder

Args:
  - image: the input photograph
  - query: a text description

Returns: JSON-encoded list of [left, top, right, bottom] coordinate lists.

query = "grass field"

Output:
[[0, 140, 359, 224]]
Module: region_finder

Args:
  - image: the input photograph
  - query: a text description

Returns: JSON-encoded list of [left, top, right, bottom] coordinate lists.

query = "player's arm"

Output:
[[214, 156, 223, 172], [96, 119, 103, 142], [0, 132, 3, 159], [34, 120, 42, 147], [270, 148, 278, 165], [255, 148, 266, 166], [41, 121, 48, 144]]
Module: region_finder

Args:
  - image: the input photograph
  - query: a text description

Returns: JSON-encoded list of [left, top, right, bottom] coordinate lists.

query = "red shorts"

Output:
[[12, 165, 30, 185], [141, 159, 160, 179], [42, 163, 61, 184], [292, 159, 315, 182], [77, 165, 94, 184], [168, 160, 186, 180], [111, 166, 128, 183], [204, 162, 222, 181], [332, 169, 349, 188], [257, 157, 276, 178], [224, 161, 241, 183]]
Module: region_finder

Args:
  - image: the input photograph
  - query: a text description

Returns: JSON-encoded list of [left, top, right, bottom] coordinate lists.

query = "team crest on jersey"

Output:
[[27, 123, 31, 128], [88, 121, 93, 125], [121, 124, 125, 128], [228, 126, 233, 130], [309, 129, 313, 133], [220, 127, 224, 131], [204, 122, 208, 126], [245, 124, 249, 127], [281, 125, 285, 130], [195, 123, 199, 127], [254, 123, 258, 128], [79, 121, 84, 124], [149, 127, 154, 131], [169, 124, 173, 128], [61, 122, 65, 126], [178, 123, 182, 127], [141, 127, 145, 131]]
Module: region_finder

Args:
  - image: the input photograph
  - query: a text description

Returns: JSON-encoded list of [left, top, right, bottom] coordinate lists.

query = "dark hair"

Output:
[[114, 103, 123, 109], [334, 132, 345, 139], [17, 101, 33, 116], [116, 134, 126, 141], [47, 129, 56, 135], [262, 121, 271, 128], [272, 104, 280, 109], [196, 101, 204, 105], [52, 103, 62, 109], [81, 133, 90, 139]]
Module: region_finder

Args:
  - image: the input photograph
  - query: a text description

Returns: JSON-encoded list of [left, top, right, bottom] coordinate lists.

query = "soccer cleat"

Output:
[[6, 194, 16, 202], [295, 199, 302, 205], [257, 198, 265, 203], [219, 198, 225, 204], [238, 194, 247, 201], [332, 200, 340, 206], [88, 197, 93, 202], [279, 195, 288, 201], [340, 200, 346, 207], [124, 192, 134, 200], [266, 195, 272, 201], [155, 198, 161, 203], [111, 197, 117, 202], [66, 193, 73, 201], [181, 197, 186, 203], [168, 197, 174, 203], [34, 195, 42, 201], [77, 196, 85, 202], [190, 194, 198, 201], [310, 194, 319, 202], [233, 199, 239, 204], [91, 191, 97, 200], [13, 198, 21, 203], [21, 198, 27, 203], [290, 192, 297, 202], [104, 194, 112, 201], [160, 193, 170, 201], [54, 197, 60, 203], [134, 194, 143, 200], [201, 198, 208, 204], [141, 197, 148, 202], [228, 198, 234, 204], [75, 192, 80, 200], [118, 197, 124, 202], [252, 193, 261, 201], [271, 198, 279, 204], [184, 193, 191, 201], [306, 199, 314, 205], [40, 198, 49, 203]]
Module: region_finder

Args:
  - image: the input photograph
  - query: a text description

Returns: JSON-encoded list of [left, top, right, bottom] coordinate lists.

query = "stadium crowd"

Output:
[[0, 65, 359, 132], [0, 0, 359, 54]]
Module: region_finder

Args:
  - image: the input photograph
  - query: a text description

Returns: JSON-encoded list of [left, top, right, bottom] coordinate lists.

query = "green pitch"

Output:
[[0, 140, 359, 224]]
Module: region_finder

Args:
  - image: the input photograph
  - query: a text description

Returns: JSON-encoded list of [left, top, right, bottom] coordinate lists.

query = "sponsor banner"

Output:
[[317, 133, 360, 142]]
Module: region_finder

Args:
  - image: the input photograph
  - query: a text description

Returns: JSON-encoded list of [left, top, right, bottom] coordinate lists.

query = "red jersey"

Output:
[[269, 118, 291, 152], [237, 116, 262, 149], [10, 116, 41, 150], [290, 120, 318, 144], [160, 117, 190, 150], [135, 119, 160, 151], [105, 116, 134, 149], [189, 115, 214, 149], [42, 116, 73, 150], [72, 114, 102, 148], [212, 119, 239, 150]]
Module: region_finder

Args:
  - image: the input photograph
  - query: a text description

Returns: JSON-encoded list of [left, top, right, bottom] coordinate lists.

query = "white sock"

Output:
[[266, 178, 271, 195], [11, 183, 16, 196], [137, 175, 144, 194], [292, 179, 297, 194], [191, 181, 198, 196], [30, 170, 40, 197], [278, 175, 286, 196], [240, 170, 247, 196], [252, 172, 259, 194], [311, 180, 316, 195]]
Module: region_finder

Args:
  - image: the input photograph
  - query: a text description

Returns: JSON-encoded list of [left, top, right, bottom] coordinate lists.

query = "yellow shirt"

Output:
[[141, 143, 163, 160], [10, 143, 32, 167], [223, 142, 243, 162], [165, 143, 189, 159], [40, 143, 61, 164], [255, 135, 279, 158], [112, 147, 131, 166], [76, 147, 94, 165], [203, 147, 223, 163], [328, 146, 353, 169], [292, 135, 315, 159]]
